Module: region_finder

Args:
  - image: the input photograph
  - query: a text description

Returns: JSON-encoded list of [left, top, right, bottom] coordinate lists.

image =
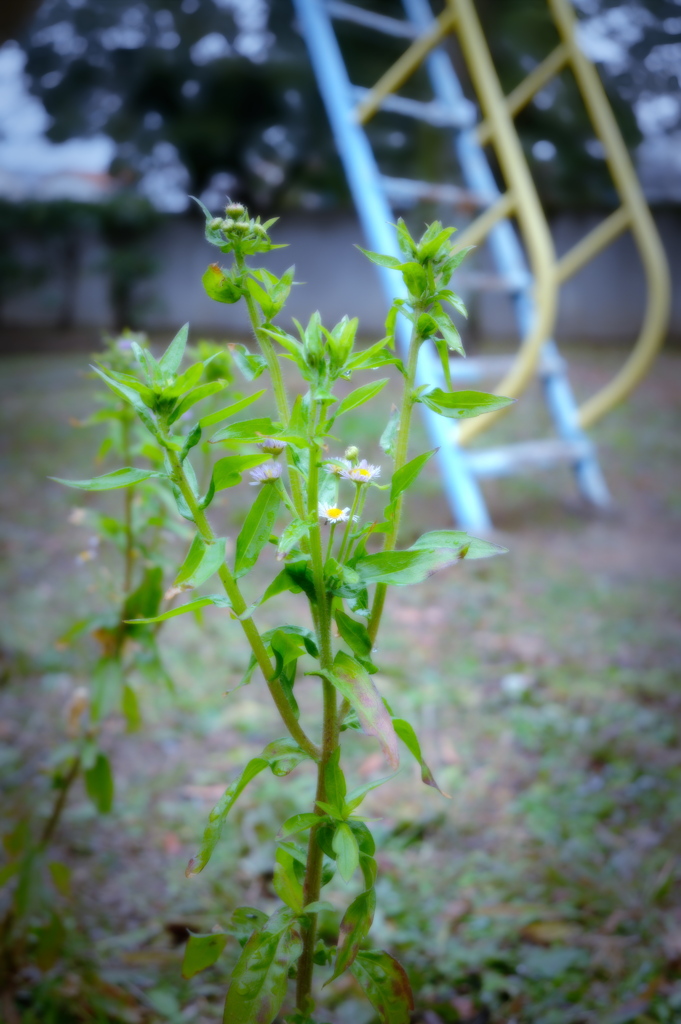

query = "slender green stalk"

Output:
[[336, 483, 362, 564], [40, 755, 82, 848], [296, 404, 339, 1012], [165, 445, 319, 761], [325, 522, 337, 561], [121, 414, 135, 595], [236, 253, 307, 521], [343, 486, 369, 564], [368, 321, 423, 643]]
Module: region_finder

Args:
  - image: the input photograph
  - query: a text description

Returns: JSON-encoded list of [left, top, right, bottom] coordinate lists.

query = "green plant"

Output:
[[0, 333, 195, 1004], [52, 202, 512, 1022]]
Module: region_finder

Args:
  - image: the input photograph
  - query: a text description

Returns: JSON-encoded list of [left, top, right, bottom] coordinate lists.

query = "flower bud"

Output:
[[208, 217, 223, 231], [257, 437, 287, 456], [344, 445, 359, 462], [231, 221, 250, 235], [225, 202, 246, 220], [221, 217, 235, 232]]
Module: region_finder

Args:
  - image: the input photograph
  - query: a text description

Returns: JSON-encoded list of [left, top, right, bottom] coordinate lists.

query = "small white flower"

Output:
[[341, 459, 381, 484], [324, 458, 351, 476], [249, 460, 283, 485], [257, 437, 287, 456], [318, 502, 352, 524]]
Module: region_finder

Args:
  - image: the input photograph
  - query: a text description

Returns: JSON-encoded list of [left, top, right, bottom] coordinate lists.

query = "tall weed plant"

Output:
[[52, 203, 512, 1023]]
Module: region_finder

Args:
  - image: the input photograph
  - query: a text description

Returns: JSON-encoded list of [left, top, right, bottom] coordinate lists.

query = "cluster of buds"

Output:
[[206, 201, 278, 256]]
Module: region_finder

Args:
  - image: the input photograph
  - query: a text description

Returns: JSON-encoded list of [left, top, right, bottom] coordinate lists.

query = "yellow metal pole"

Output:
[[450, 0, 558, 444], [450, 190, 516, 251], [354, 7, 457, 125], [548, 0, 671, 428], [477, 43, 570, 146], [555, 205, 630, 285]]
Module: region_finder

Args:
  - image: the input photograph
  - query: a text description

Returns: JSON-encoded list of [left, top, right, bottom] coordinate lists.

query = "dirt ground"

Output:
[[1, 343, 680, 1023]]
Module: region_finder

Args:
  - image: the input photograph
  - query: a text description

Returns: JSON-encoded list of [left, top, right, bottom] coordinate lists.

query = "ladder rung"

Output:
[[326, 1, 419, 40], [353, 87, 475, 128], [465, 439, 593, 478], [454, 272, 523, 291], [448, 355, 516, 381], [381, 175, 483, 208]]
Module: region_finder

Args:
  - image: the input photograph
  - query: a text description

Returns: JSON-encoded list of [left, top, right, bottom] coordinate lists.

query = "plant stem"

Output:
[[336, 483, 362, 564], [296, 407, 339, 1012], [325, 522, 337, 562], [40, 755, 82, 848], [368, 323, 423, 643], [165, 446, 319, 760], [236, 253, 307, 521], [121, 413, 135, 595]]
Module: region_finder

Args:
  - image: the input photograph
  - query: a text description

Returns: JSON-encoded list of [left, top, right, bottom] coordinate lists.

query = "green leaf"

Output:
[[277, 516, 312, 559], [410, 529, 507, 560], [327, 888, 375, 984], [50, 467, 159, 491], [333, 822, 360, 883], [91, 366, 158, 435], [48, 861, 72, 898], [334, 378, 389, 419], [186, 758, 269, 876], [230, 343, 268, 381], [91, 657, 124, 721], [212, 454, 270, 491], [174, 535, 226, 590], [334, 609, 372, 659], [350, 950, 414, 1024], [122, 683, 142, 732], [392, 718, 447, 796], [344, 774, 398, 815], [420, 388, 514, 419], [431, 309, 465, 356], [199, 390, 266, 427], [211, 416, 278, 445], [416, 312, 439, 338], [84, 752, 114, 814], [433, 336, 453, 392], [158, 323, 189, 377], [235, 485, 281, 578], [354, 548, 463, 586], [169, 380, 228, 423], [323, 747, 347, 815], [227, 907, 269, 948], [273, 846, 304, 913], [203, 263, 243, 303], [164, 360, 204, 398], [124, 594, 231, 624], [357, 248, 403, 269], [122, 565, 163, 624], [269, 629, 306, 682], [222, 911, 303, 1024], [277, 813, 321, 840], [330, 653, 399, 770], [390, 449, 437, 503], [379, 407, 400, 458], [400, 261, 427, 297], [182, 931, 229, 979]]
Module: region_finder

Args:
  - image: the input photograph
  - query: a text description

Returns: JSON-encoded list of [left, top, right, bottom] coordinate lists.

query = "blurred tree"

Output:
[[14, 0, 681, 211]]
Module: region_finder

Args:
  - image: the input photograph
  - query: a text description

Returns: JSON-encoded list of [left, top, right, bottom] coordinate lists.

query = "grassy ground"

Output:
[[1, 344, 680, 1023]]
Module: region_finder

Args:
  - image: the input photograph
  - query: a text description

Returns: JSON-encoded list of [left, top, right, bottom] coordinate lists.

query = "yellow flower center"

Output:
[[357, 468, 370, 477], [327, 507, 343, 519]]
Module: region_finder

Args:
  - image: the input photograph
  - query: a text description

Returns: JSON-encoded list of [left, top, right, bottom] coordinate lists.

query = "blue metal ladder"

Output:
[[292, 0, 612, 532]]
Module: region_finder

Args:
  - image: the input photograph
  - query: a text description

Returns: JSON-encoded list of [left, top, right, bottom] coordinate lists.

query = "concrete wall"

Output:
[[3, 209, 680, 343]]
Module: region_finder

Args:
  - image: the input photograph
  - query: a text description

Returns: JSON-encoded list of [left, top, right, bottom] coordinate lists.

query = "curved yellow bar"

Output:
[[548, 0, 671, 429], [449, 0, 559, 444]]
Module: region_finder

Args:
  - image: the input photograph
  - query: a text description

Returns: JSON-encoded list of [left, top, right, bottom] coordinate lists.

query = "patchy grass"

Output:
[[1, 346, 680, 1023]]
